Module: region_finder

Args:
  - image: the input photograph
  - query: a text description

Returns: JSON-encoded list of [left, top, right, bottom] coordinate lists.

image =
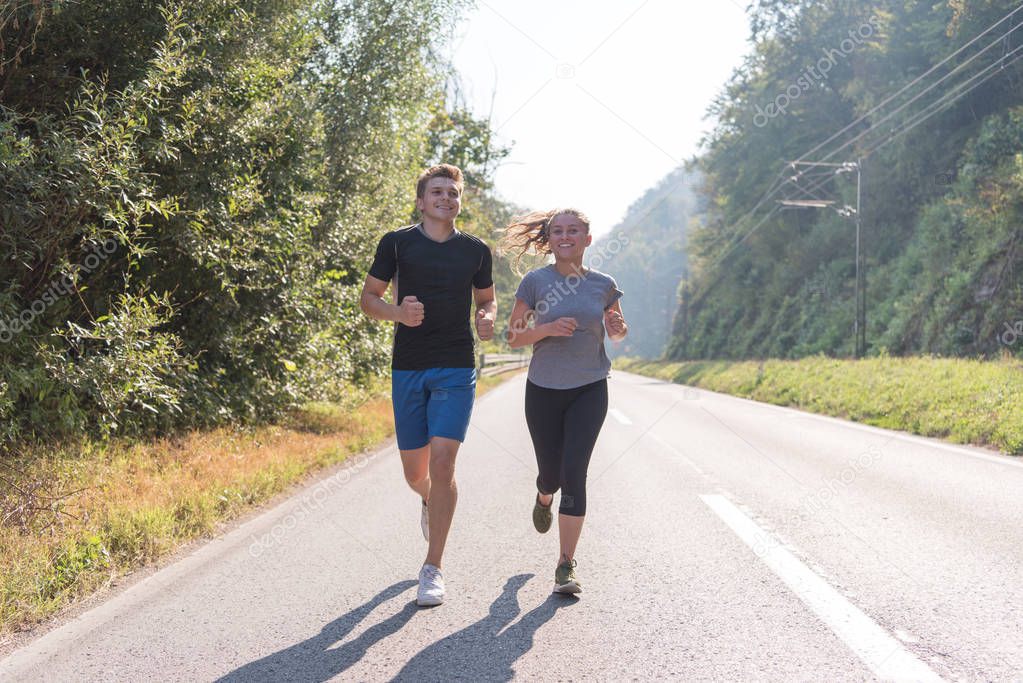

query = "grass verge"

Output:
[[615, 355, 1023, 455], [0, 370, 515, 639]]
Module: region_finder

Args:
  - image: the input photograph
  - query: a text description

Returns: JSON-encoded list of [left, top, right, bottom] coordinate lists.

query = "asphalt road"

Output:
[[2, 371, 1021, 681]]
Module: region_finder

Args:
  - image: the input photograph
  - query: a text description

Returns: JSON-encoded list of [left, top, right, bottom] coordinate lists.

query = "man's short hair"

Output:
[[416, 164, 464, 198]]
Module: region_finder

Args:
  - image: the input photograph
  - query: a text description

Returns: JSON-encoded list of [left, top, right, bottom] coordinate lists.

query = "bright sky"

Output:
[[450, 0, 753, 237]]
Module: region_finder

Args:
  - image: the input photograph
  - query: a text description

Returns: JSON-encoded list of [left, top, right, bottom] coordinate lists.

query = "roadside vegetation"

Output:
[[0, 372, 513, 639], [0, 0, 528, 641], [616, 356, 1023, 455]]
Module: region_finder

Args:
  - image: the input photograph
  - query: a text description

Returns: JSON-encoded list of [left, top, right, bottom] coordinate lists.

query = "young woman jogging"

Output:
[[501, 208, 628, 594]]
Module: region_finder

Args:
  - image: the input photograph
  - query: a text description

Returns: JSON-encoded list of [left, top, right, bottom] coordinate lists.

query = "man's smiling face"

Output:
[[416, 177, 462, 223]]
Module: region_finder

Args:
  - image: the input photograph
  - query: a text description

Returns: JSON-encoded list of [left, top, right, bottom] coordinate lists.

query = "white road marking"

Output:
[[700, 494, 944, 683], [779, 410, 1023, 469], [895, 629, 920, 644], [608, 408, 632, 425]]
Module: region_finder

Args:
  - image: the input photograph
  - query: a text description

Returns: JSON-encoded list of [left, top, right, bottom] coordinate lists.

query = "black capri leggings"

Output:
[[524, 378, 608, 517]]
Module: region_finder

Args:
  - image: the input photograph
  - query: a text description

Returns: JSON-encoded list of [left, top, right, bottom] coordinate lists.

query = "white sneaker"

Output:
[[420, 500, 429, 542], [417, 563, 445, 606]]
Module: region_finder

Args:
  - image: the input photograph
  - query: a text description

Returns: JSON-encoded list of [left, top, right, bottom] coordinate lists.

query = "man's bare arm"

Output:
[[473, 285, 497, 341], [360, 275, 422, 327]]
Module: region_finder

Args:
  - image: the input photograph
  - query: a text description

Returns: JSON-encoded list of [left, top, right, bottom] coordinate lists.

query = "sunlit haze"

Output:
[[450, 0, 752, 236]]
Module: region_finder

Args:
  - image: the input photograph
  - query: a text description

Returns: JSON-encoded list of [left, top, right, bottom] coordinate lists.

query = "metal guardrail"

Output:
[[478, 352, 530, 377]]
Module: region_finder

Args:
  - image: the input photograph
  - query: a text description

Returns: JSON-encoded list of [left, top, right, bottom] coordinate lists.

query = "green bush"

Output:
[[0, 0, 498, 447]]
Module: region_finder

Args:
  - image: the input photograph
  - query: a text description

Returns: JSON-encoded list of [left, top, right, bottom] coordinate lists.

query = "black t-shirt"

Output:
[[368, 224, 494, 370]]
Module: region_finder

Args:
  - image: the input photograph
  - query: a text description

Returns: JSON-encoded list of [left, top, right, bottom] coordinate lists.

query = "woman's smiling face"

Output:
[[548, 213, 591, 259]]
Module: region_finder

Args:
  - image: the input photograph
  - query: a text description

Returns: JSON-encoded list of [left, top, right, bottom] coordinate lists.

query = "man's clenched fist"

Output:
[[476, 309, 494, 341], [399, 296, 425, 327]]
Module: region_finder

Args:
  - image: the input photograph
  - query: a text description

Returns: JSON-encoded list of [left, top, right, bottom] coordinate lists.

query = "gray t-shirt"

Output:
[[514, 265, 624, 390]]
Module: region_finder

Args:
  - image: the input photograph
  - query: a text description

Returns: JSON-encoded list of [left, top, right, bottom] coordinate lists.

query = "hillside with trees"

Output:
[[590, 167, 700, 359], [666, 0, 1023, 361]]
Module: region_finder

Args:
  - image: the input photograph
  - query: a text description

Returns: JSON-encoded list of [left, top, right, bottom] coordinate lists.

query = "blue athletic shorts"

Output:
[[391, 367, 477, 451]]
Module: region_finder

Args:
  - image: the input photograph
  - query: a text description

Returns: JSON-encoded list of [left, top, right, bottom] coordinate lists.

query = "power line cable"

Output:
[[722, 10, 1023, 246], [817, 16, 1023, 162], [864, 46, 1023, 157], [797, 4, 1023, 162], [686, 166, 791, 262], [687, 5, 1023, 307]]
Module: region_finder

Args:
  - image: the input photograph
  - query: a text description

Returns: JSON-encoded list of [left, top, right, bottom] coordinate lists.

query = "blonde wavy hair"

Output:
[[497, 208, 590, 272]]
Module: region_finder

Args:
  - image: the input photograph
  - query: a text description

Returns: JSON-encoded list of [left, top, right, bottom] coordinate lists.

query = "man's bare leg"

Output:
[[400, 445, 431, 502], [424, 436, 459, 568]]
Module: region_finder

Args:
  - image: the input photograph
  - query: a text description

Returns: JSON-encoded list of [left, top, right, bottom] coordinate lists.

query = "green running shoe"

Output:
[[532, 492, 552, 533], [554, 558, 581, 594]]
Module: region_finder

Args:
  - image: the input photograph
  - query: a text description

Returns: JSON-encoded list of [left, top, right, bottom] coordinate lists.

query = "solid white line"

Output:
[[616, 371, 1023, 470], [776, 408, 1023, 470], [700, 494, 944, 683], [608, 408, 632, 425]]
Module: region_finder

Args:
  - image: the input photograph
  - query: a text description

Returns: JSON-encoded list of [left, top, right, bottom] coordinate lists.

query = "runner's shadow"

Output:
[[392, 573, 577, 682], [216, 579, 418, 683]]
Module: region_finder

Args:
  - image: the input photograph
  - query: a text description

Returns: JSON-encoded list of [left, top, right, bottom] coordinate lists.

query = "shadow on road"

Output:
[[215, 579, 418, 683], [216, 574, 574, 682], [393, 573, 577, 682]]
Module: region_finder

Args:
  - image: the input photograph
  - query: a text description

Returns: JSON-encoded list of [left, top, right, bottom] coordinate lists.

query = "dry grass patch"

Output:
[[0, 386, 392, 638], [0, 370, 518, 639]]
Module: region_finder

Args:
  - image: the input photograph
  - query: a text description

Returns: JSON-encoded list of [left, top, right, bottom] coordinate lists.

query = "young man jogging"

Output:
[[359, 164, 496, 606]]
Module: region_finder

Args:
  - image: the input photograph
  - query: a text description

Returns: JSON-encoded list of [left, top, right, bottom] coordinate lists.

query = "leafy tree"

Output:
[[0, 0, 502, 447]]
